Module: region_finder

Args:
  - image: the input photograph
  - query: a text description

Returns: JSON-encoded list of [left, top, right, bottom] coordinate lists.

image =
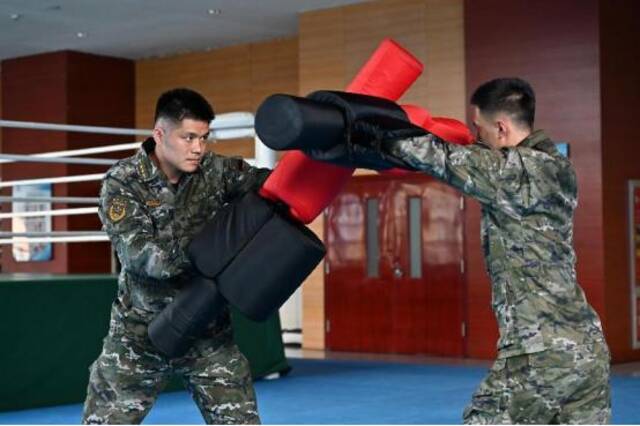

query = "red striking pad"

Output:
[[402, 104, 475, 145], [259, 38, 423, 224], [379, 105, 475, 176]]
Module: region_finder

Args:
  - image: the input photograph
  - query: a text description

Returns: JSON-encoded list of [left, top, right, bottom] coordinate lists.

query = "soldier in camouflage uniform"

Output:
[[380, 78, 611, 423], [81, 88, 267, 424]]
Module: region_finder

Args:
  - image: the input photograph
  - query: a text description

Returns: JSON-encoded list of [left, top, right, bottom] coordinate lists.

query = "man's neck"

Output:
[[506, 129, 532, 148], [150, 151, 181, 184]]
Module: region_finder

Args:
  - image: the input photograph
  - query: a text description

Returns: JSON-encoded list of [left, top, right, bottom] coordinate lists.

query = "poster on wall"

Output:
[[12, 184, 52, 262]]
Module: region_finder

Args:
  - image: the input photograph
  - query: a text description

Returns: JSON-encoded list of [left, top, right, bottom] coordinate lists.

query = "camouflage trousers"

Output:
[[463, 341, 610, 424], [81, 328, 260, 425]]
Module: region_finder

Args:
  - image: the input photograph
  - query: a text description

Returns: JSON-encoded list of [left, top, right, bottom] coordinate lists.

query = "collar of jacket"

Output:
[[517, 129, 555, 153], [134, 137, 163, 183], [136, 137, 204, 188]]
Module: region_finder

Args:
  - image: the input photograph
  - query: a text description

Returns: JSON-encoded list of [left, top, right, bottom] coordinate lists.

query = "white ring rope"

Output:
[[0, 231, 106, 238], [0, 113, 253, 137], [0, 207, 98, 219], [0, 173, 105, 188], [0, 119, 151, 136], [0, 142, 142, 165], [0, 153, 117, 166], [0, 236, 110, 245], [0, 196, 99, 204], [0, 114, 270, 247]]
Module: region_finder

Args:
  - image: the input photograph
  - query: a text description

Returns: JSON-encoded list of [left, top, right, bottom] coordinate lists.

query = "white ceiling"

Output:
[[0, 0, 366, 61]]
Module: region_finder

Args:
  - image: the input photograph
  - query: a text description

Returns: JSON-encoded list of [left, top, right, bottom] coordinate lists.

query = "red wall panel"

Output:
[[600, 0, 640, 362], [464, 0, 604, 358], [1, 51, 134, 273]]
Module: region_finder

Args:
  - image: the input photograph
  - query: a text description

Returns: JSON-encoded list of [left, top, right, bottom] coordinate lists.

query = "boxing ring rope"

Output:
[[0, 153, 117, 166], [0, 207, 98, 219], [0, 173, 106, 189], [0, 143, 143, 164], [0, 235, 110, 245], [0, 112, 274, 246], [0, 196, 100, 204]]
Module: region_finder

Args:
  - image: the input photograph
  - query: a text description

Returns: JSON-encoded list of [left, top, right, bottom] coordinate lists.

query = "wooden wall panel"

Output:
[[300, 0, 466, 350], [136, 44, 251, 128], [299, 7, 345, 96], [423, 0, 466, 120], [343, 0, 427, 107], [304, 216, 326, 349], [250, 38, 298, 111], [600, 0, 640, 362], [465, 0, 603, 358], [299, 7, 345, 350], [136, 37, 298, 160]]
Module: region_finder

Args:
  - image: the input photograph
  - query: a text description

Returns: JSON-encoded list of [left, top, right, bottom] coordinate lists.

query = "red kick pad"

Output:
[[259, 38, 423, 223]]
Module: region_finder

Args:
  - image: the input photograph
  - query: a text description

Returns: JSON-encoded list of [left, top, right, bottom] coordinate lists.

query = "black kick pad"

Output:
[[216, 211, 326, 321]]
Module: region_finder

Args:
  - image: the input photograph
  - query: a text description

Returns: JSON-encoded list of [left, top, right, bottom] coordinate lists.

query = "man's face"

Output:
[[471, 106, 500, 149], [154, 118, 210, 179]]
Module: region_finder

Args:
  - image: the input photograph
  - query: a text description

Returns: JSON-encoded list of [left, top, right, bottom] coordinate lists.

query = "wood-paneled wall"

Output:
[[135, 37, 298, 159], [600, 0, 640, 362], [300, 0, 466, 350]]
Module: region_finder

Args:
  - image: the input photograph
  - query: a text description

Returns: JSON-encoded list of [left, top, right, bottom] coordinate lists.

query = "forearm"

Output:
[[385, 134, 499, 204], [114, 234, 190, 280]]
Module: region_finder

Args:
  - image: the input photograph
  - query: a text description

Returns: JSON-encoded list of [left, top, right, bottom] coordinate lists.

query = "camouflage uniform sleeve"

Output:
[[221, 157, 271, 202], [98, 176, 190, 280], [385, 133, 532, 209]]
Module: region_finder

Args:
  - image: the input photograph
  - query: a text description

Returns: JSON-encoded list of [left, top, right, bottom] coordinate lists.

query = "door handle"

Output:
[[393, 265, 403, 279]]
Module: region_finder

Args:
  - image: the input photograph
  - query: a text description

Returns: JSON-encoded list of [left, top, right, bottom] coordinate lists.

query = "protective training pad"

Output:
[[256, 38, 423, 225], [255, 94, 345, 151], [255, 91, 412, 152], [148, 275, 226, 358], [216, 211, 326, 322], [187, 191, 275, 278]]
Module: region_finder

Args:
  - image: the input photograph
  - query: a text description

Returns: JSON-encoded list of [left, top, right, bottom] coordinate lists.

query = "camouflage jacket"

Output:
[[387, 130, 606, 358], [99, 138, 268, 337]]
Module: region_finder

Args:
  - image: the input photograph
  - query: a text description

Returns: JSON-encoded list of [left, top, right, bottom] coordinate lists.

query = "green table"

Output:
[[0, 274, 289, 411]]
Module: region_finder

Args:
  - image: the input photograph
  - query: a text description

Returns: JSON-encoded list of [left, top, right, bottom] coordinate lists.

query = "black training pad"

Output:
[[255, 91, 412, 152], [306, 90, 409, 125], [217, 211, 326, 322], [255, 94, 346, 151], [188, 191, 275, 278], [148, 275, 226, 358]]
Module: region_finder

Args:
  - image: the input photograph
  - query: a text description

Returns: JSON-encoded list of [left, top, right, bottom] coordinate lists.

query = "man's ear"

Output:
[[496, 119, 508, 140], [152, 127, 164, 145]]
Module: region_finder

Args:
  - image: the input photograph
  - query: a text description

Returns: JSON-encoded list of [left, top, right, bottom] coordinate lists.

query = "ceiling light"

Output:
[[208, 8, 222, 16], [10, 13, 21, 21], [76, 32, 86, 38]]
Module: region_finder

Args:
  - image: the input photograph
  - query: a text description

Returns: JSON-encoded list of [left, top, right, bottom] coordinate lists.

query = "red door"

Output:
[[325, 174, 465, 356]]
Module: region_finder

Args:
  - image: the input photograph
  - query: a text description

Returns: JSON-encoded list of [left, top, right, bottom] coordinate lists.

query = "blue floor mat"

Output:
[[0, 358, 638, 424]]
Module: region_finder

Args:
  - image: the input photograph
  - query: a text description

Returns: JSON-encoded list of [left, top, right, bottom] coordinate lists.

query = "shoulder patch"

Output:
[[107, 197, 128, 223]]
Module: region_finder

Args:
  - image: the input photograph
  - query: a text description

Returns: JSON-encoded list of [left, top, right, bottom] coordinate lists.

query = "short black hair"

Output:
[[470, 78, 535, 129], [154, 88, 215, 125]]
